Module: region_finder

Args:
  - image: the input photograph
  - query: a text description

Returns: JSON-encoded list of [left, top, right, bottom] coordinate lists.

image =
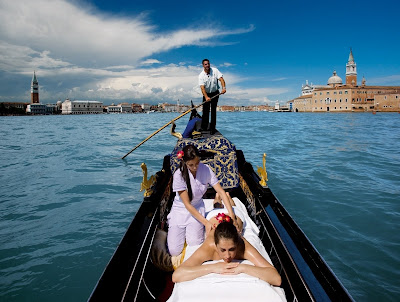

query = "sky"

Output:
[[0, 0, 399, 106]]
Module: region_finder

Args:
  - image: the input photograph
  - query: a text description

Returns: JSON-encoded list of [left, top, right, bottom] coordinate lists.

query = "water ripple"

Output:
[[1, 113, 399, 301]]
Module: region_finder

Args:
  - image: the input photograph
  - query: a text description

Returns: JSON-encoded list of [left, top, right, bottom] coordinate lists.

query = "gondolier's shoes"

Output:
[[192, 131, 202, 139]]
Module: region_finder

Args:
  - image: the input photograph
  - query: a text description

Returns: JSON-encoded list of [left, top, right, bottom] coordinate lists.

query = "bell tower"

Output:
[[31, 71, 39, 103], [346, 48, 357, 86]]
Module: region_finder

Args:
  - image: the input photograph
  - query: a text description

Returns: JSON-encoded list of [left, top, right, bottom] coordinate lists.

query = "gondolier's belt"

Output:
[[206, 90, 220, 97]]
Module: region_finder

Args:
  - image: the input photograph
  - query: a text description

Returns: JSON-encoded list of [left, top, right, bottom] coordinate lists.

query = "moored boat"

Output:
[[88, 116, 354, 301]]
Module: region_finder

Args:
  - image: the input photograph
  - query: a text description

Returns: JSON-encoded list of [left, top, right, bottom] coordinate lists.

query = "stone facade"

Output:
[[61, 99, 103, 114], [374, 93, 400, 112]]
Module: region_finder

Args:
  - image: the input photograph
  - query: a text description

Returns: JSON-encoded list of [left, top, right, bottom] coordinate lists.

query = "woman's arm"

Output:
[[172, 242, 239, 283], [179, 190, 213, 233], [212, 184, 238, 228], [242, 237, 282, 286], [236, 263, 281, 286]]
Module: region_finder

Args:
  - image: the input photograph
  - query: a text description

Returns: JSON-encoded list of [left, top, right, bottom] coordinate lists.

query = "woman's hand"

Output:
[[232, 217, 241, 233], [213, 261, 239, 275], [205, 220, 214, 237]]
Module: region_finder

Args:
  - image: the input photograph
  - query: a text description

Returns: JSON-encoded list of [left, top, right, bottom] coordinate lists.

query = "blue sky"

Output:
[[0, 0, 399, 106]]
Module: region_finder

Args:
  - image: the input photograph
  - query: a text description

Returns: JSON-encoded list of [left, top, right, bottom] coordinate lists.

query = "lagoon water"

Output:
[[0, 112, 399, 301]]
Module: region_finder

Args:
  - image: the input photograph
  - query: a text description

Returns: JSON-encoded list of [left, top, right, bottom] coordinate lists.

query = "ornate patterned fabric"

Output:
[[170, 135, 239, 189]]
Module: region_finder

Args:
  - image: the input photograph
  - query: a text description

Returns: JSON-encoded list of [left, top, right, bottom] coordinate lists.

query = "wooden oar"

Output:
[[121, 94, 220, 159]]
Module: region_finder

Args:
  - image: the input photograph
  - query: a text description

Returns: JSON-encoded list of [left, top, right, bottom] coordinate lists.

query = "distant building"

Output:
[[106, 103, 132, 113], [292, 49, 400, 112], [107, 104, 121, 113], [62, 99, 103, 114], [132, 103, 142, 113], [141, 103, 151, 112], [374, 93, 400, 112], [45, 104, 59, 114], [26, 103, 46, 114], [0, 102, 28, 115], [219, 105, 235, 112], [31, 71, 39, 104], [119, 103, 132, 113], [160, 103, 175, 112]]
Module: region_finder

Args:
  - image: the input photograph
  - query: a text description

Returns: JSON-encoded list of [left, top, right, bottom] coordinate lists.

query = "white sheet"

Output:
[[167, 198, 286, 302]]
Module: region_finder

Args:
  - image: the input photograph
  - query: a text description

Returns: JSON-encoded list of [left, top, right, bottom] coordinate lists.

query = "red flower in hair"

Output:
[[177, 150, 184, 159], [215, 213, 232, 224]]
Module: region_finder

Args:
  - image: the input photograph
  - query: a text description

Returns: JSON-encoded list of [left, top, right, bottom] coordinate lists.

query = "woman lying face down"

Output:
[[172, 216, 282, 286]]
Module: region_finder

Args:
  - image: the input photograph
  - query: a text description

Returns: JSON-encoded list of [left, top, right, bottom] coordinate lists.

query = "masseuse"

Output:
[[167, 144, 237, 256]]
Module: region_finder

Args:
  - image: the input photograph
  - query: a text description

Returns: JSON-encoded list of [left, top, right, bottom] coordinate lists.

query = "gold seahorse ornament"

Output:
[[257, 153, 268, 187], [140, 163, 156, 197]]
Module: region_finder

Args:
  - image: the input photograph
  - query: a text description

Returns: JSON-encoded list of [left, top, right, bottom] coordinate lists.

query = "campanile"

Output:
[[31, 71, 39, 103], [346, 49, 357, 86]]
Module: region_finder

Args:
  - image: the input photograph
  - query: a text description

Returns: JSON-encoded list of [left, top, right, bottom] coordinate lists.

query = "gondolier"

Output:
[[198, 59, 226, 134]]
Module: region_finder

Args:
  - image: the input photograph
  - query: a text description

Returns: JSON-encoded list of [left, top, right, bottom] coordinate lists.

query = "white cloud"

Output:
[[0, 0, 287, 105], [0, 42, 71, 72], [271, 77, 288, 82], [140, 59, 163, 65], [367, 74, 400, 85], [0, 0, 253, 67], [221, 87, 289, 105], [220, 62, 235, 67]]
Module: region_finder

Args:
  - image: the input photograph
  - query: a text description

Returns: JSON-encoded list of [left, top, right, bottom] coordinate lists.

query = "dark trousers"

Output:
[[201, 90, 219, 132]]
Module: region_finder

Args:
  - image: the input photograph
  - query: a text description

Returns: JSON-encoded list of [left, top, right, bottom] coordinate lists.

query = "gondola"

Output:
[[88, 111, 354, 302]]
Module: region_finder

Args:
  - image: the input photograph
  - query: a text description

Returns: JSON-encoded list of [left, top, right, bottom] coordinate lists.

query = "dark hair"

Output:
[[202, 59, 210, 65], [214, 221, 239, 245], [179, 144, 200, 201]]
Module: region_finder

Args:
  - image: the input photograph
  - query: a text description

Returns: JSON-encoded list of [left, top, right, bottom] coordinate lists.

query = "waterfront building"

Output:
[[1, 102, 28, 115], [119, 103, 132, 113], [159, 103, 175, 112], [107, 103, 132, 113], [219, 105, 235, 112], [374, 93, 400, 112], [292, 50, 400, 112], [45, 104, 59, 114], [141, 103, 151, 112], [107, 104, 121, 113], [31, 71, 39, 104], [61, 99, 103, 114], [132, 103, 143, 113], [26, 103, 46, 114]]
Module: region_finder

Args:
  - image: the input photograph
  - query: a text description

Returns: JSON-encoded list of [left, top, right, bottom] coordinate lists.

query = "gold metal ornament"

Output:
[[170, 122, 182, 140], [140, 163, 156, 197], [257, 153, 268, 187]]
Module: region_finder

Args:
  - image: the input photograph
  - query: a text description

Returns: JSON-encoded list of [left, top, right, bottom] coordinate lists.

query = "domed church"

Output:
[[327, 71, 342, 87], [293, 49, 400, 112]]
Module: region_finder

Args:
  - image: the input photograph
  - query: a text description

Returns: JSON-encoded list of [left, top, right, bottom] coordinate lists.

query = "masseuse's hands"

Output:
[[232, 217, 240, 233], [205, 220, 214, 237]]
